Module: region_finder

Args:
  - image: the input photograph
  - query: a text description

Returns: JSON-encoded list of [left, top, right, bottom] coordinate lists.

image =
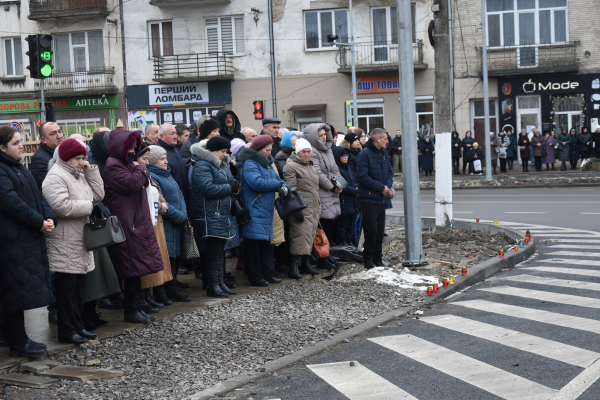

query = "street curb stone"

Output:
[[188, 218, 535, 400]]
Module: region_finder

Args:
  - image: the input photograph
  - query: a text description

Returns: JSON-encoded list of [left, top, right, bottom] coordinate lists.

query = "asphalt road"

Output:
[[226, 190, 600, 400], [388, 186, 600, 232]]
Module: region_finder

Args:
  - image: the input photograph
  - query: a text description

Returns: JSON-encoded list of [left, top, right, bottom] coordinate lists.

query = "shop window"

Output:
[[486, 0, 567, 47], [304, 9, 348, 50], [149, 21, 174, 57], [2, 37, 23, 77], [53, 31, 105, 72], [554, 93, 584, 134], [205, 16, 245, 55]]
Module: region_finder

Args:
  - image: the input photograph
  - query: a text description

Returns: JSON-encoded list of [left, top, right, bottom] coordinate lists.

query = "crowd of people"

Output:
[[0, 112, 395, 358]]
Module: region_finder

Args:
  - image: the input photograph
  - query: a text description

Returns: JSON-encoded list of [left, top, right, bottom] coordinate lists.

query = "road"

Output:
[[389, 186, 600, 232], [228, 188, 600, 400]]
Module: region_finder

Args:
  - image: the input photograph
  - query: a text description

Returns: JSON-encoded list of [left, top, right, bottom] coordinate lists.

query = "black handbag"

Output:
[[332, 174, 348, 190], [232, 195, 250, 225], [275, 190, 308, 220], [182, 220, 200, 261], [83, 215, 126, 251]]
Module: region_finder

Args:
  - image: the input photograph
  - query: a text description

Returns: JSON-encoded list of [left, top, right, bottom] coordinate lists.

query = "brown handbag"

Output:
[[313, 223, 330, 258]]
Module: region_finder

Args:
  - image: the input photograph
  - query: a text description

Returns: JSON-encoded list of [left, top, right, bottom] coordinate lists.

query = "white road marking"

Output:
[[504, 274, 600, 292], [552, 358, 600, 400], [453, 300, 600, 335], [548, 244, 600, 250], [548, 239, 600, 243], [307, 361, 417, 400], [539, 258, 600, 267], [580, 213, 600, 215], [505, 212, 546, 214], [479, 286, 600, 309], [548, 251, 600, 257], [369, 335, 556, 400], [533, 233, 600, 237], [522, 266, 600, 278], [420, 315, 600, 368]]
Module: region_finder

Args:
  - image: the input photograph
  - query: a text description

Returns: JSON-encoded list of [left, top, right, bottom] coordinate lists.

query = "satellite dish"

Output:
[[428, 20, 435, 48]]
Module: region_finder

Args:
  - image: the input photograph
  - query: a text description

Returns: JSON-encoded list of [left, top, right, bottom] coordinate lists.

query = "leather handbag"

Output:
[[84, 215, 126, 251], [332, 174, 348, 190], [275, 190, 308, 220], [313, 223, 330, 258], [232, 195, 250, 225], [182, 220, 200, 261]]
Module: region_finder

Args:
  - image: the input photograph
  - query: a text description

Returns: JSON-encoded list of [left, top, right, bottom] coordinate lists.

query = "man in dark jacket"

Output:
[[143, 123, 159, 146], [213, 108, 243, 141], [261, 118, 282, 156], [356, 128, 394, 269], [30, 121, 64, 190], [391, 130, 402, 173]]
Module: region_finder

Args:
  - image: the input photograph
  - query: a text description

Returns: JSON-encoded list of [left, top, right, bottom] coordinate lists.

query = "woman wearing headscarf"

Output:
[[146, 146, 190, 303], [531, 130, 545, 172], [556, 128, 570, 171], [543, 130, 557, 170], [274, 131, 298, 176], [518, 130, 531, 172], [0, 127, 57, 357], [104, 129, 165, 323], [43, 139, 105, 344], [304, 123, 343, 269], [451, 131, 462, 175], [237, 135, 290, 286], [420, 135, 435, 176], [461, 131, 475, 175], [190, 136, 238, 297], [332, 146, 359, 248], [469, 142, 484, 175]]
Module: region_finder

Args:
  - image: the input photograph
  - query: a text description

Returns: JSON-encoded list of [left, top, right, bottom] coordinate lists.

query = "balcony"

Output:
[[337, 40, 427, 74], [149, 0, 229, 6], [28, 0, 109, 20], [153, 53, 234, 83], [34, 68, 116, 95], [480, 42, 579, 77]]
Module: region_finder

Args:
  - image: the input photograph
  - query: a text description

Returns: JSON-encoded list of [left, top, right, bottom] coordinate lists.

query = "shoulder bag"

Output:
[[83, 203, 126, 251], [232, 194, 250, 225], [275, 190, 308, 220], [313, 223, 330, 258]]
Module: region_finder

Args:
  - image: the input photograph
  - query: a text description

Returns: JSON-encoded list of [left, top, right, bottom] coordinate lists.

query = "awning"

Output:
[[287, 104, 327, 112]]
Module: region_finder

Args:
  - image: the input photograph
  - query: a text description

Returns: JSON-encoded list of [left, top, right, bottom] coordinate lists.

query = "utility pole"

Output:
[[397, 0, 426, 267], [349, 0, 358, 126], [481, 0, 492, 180], [40, 80, 46, 123], [433, 0, 452, 135], [267, 0, 277, 118]]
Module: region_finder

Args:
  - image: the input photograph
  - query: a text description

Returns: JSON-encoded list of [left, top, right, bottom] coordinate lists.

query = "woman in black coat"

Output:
[[518, 130, 531, 172], [451, 131, 462, 175], [0, 127, 57, 358], [420, 136, 435, 176], [569, 128, 580, 169], [469, 142, 484, 175], [333, 147, 359, 247], [579, 127, 592, 162], [461, 131, 475, 174]]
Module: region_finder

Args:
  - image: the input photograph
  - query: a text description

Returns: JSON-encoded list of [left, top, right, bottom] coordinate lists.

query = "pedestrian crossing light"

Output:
[[37, 35, 54, 78], [253, 101, 264, 120]]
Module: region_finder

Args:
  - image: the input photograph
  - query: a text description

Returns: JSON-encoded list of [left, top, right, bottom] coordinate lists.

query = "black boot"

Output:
[[317, 257, 335, 270], [551, 163, 556, 171], [207, 260, 229, 297], [153, 285, 172, 306], [327, 255, 343, 268], [98, 294, 123, 309], [288, 256, 302, 279], [166, 282, 191, 302], [9, 341, 46, 358], [76, 329, 97, 340], [124, 311, 149, 324], [144, 288, 163, 308], [300, 256, 321, 275], [373, 256, 385, 267], [364, 258, 375, 270], [138, 309, 156, 321], [83, 300, 108, 330], [218, 265, 236, 295]]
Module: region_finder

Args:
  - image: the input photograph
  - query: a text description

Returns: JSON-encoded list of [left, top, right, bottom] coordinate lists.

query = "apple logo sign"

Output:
[[523, 79, 535, 94]]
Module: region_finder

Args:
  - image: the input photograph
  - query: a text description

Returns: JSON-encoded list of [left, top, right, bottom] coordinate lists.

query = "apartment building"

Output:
[[123, 0, 436, 134]]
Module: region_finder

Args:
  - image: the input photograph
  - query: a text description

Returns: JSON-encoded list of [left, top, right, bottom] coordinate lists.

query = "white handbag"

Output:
[[473, 159, 482, 171], [147, 185, 160, 227]]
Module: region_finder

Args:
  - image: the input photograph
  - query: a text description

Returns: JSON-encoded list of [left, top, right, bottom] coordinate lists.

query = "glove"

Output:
[[278, 185, 289, 198], [230, 180, 240, 195], [294, 213, 304, 222]]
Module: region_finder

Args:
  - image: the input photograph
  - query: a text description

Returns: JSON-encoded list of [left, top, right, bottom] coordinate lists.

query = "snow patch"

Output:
[[338, 267, 440, 290]]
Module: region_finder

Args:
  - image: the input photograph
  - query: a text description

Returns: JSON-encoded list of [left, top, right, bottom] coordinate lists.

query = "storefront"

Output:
[[497, 74, 600, 135], [126, 80, 232, 130]]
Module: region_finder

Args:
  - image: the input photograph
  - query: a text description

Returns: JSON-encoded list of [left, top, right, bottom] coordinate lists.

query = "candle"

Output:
[[433, 283, 439, 293], [462, 266, 467, 276], [449, 276, 455, 285], [442, 278, 449, 288], [525, 238, 530, 245], [476, 217, 480, 223], [499, 249, 504, 258], [494, 219, 498, 225], [514, 245, 519, 252], [519, 239, 525, 248], [427, 286, 433, 296]]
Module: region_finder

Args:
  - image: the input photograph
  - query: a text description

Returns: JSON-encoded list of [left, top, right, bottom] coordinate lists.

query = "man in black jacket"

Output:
[[30, 121, 63, 190], [261, 118, 282, 156], [391, 130, 402, 173]]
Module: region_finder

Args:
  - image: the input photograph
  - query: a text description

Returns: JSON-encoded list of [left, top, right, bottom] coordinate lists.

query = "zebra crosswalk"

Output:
[[305, 223, 600, 400]]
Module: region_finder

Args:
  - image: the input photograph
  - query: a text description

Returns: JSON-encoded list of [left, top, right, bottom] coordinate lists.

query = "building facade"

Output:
[[0, 0, 127, 150], [122, 0, 435, 134], [452, 0, 600, 148]]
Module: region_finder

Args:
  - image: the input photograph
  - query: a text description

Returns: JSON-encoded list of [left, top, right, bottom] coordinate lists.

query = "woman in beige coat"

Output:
[[283, 138, 322, 278], [42, 139, 104, 345]]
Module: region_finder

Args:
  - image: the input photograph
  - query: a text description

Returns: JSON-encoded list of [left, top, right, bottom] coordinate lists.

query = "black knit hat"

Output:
[[206, 136, 231, 152], [199, 118, 221, 140], [345, 132, 359, 145]]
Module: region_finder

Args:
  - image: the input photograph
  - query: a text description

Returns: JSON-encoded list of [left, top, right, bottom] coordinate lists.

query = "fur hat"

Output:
[[199, 118, 221, 140], [251, 135, 273, 151], [206, 136, 231, 152], [58, 138, 87, 162], [147, 145, 167, 165]]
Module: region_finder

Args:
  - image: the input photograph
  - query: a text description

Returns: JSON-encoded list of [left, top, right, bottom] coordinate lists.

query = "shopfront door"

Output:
[[555, 94, 584, 133], [516, 95, 541, 133]]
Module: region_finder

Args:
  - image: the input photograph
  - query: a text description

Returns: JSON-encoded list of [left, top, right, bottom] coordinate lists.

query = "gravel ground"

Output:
[[1, 225, 513, 400]]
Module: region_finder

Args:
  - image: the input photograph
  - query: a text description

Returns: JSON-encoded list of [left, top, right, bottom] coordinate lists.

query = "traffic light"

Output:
[[45, 103, 55, 122], [25, 34, 53, 79], [253, 100, 264, 120]]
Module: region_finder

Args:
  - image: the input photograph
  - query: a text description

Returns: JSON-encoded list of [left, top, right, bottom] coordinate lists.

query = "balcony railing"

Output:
[[153, 53, 234, 82], [34, 67, 116, 94], [481, 42, 578, 77], [29, 0, 109, 20], [337, 39, 426, 73], [149, 0, 230, 6]]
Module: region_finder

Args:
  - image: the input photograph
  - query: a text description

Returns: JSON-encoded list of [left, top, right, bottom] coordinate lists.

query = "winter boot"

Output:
[[207, 261, 229, 298], [317, 257, 335, 270], [551, 163, 556, 171], [364, 258, 375, 270], [327, 255, 343, 268], [288, 256, 302, 279], [144, 288, 163, 308], [153, 285, 172, 306], [373, 256, 385, 267], [166, 282, 191, 302], [218, 265, 236, 295], [301, 256, 321, 275]]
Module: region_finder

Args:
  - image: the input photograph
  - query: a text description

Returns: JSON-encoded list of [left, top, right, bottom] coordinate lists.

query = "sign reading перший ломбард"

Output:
[[149, 82, 209, 107]]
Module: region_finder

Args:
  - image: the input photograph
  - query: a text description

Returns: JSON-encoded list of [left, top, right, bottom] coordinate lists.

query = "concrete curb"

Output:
[[188, 219, 535, 400], [393, 183, 600, 191]]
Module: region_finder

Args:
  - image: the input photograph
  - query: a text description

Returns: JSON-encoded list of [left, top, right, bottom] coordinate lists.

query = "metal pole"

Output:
[[349, 0, 358, 126], [448, 0, 456, 131], [268, 0, 277, 118], [40, 79, 46, 123], [397, 0, 425, 266], [481, 0, 492, 180]]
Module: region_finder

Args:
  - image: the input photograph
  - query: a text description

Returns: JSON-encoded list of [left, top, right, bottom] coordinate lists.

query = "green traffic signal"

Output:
[[40, 50, 52, 62], [40, 64, 54, 77]]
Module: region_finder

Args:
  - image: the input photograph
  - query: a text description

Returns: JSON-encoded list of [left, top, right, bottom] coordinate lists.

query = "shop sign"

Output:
[[357, 76, 400, 94], [0, 100, 37, 115], [149, 82, 209, 107], [37, 94, 119, 111], [521, 78, 579, 94]]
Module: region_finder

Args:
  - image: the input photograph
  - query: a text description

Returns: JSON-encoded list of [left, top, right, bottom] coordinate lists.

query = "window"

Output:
[[2, 37, 23, 77], [471, 99, 498, 146], [149, 21, 174, 57], [57, 118, 101, 135], [205, 16, 245, 55], [304, 9, 348, 50], [486, 0, 567, 47], [371, 6, 416, 62], [53, 31, 105, 72], [349, 99, 385, 133], [416, 98, 435, 137]]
